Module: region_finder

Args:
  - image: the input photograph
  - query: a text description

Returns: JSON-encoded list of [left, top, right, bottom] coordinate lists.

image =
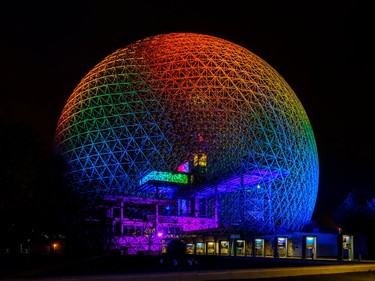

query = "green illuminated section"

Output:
[[140, 171, 189, 185]]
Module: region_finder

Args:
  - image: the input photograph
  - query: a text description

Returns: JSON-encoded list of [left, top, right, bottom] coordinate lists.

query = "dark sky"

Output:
[[1, 1, 373, 222]]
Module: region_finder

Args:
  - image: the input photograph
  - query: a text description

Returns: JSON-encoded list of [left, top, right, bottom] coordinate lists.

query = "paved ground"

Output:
[[1, 254, 375, 280]]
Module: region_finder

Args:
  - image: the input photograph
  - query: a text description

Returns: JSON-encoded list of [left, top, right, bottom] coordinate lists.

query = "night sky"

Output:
[[1, 1, 373, 223]]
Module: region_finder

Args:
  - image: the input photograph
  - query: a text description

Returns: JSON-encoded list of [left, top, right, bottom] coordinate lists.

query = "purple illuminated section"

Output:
[[177, 161, 190, 173]]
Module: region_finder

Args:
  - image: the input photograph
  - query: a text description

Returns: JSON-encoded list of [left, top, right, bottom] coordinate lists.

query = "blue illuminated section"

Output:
[[140, 171, 189, 185], [197, 169, 289, 197]]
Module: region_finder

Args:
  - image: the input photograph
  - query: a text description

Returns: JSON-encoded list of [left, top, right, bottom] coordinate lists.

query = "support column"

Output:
[[214, 185, 219, 227], [195, 196, 199, 217]]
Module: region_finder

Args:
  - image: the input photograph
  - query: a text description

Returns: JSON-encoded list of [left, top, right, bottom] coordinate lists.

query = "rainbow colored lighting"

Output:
[[54, 33, 319, 235]]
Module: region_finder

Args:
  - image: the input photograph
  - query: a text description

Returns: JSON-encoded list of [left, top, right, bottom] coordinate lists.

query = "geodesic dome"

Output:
[[54, 33, 319, 234]]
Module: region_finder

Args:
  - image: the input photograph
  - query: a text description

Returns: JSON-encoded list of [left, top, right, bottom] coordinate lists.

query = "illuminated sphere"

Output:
[[54, 33, 319, 234]]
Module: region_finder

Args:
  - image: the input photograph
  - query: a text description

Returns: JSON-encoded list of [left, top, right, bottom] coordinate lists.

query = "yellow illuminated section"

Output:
[[194, 153, 207, 167]]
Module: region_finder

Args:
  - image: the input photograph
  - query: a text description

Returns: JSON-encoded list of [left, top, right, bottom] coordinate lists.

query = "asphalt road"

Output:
[[3, 270, 375, 281], [2, 254, 375, 281], [224, 271, 375, 281]]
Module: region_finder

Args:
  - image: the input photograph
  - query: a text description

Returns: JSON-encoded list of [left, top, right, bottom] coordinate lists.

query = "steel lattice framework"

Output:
[[54, 33, 319, 238]]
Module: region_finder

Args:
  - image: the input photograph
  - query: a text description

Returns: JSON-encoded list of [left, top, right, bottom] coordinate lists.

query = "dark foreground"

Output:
[[1, 254, 375, 280]]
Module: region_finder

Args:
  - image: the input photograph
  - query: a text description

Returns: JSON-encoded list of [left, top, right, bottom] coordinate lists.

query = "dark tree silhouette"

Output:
[[333, 186, 375, 258], [0, 116, 103, 256], [0, 116, 44, 253]]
